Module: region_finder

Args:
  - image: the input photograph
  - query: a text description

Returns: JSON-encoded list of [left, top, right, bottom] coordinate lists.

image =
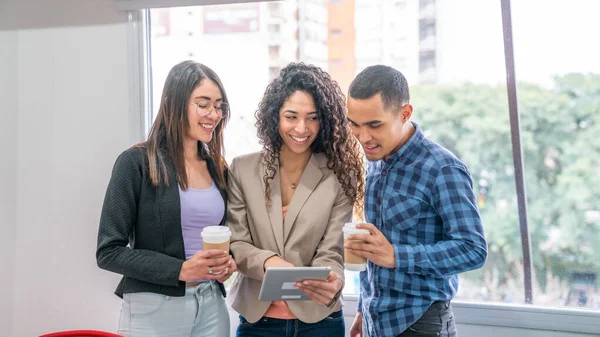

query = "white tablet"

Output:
[[258, 266, 331, 301]]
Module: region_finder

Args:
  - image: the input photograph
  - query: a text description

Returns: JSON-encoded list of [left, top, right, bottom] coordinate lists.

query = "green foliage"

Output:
[[412, 74, 600, 293]]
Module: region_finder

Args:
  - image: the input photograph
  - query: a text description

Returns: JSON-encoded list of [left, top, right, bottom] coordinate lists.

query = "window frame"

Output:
[[127, 9, 153, 143], [129, 0, 599, 323], [117, 0, 277, 11]]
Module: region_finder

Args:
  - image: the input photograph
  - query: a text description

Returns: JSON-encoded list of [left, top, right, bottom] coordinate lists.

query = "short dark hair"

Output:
[[348, 65, 410, 111]]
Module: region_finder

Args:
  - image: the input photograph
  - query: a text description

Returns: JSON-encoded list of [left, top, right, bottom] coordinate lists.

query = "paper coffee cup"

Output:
[[201, 226, 231, 258], [342, 223, 370, 271]]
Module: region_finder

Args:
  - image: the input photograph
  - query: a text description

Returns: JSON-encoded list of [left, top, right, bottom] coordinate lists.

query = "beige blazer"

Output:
[[226, 151, 353, 323]]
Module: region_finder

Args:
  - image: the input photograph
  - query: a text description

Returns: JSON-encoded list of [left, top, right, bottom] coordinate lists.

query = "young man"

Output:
[[345, 65, 488, 337]]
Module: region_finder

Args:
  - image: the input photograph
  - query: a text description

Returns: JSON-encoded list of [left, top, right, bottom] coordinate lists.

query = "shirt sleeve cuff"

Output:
[[394, 244, 415, 273]]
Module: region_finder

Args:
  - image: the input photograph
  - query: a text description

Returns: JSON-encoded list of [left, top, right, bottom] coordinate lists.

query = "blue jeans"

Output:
[[236, 310, 345, 337], [118, 282, 230, 337]]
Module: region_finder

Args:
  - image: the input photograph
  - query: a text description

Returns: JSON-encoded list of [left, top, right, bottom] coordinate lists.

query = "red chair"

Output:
[[39, 331, 122, 337]]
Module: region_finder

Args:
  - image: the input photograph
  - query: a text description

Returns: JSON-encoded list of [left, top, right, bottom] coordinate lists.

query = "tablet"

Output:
[[258, 266, 331, 301]]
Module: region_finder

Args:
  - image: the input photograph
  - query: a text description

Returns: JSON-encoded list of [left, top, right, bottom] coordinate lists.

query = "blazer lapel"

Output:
[[261, 158, 285, 255], [157, 158, 185, 259], [283, 154, 323, 244]]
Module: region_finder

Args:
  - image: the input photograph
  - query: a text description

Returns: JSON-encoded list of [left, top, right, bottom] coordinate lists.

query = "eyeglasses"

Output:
[[190, 99, 229, 118]]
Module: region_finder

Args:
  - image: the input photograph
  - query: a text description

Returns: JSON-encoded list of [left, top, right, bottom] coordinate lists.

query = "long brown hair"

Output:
[[137, 60, 230, 189], [255, 63, 364, 218]]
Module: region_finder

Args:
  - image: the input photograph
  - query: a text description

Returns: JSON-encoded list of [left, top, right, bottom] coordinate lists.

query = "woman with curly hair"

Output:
[[226, 63, 364, 337]]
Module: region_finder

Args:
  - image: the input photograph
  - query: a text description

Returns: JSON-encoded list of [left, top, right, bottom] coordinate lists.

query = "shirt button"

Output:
[[377, 200, 381, 206], [371, 313, 377, 320], [381, 170, 387, 176], [374, 291, 379, 297]]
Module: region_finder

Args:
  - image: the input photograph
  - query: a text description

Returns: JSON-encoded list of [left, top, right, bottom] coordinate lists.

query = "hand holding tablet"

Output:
[[258, 266, 331, 301], [295, 271, 344, 308]]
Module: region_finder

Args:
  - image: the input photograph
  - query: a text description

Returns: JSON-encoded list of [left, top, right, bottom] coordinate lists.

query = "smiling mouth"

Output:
[[290, 135, 309, 143], [200, 123, 214, 131]]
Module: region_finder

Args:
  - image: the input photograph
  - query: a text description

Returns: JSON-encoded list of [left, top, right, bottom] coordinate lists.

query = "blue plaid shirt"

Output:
[[359, 122, 487, 337]]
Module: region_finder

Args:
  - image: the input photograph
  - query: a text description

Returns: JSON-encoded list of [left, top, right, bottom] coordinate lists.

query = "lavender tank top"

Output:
[[179, 182, 225, 260]]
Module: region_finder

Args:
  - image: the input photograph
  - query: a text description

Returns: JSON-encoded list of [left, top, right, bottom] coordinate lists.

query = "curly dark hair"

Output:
[[255, 63, 364, 218]]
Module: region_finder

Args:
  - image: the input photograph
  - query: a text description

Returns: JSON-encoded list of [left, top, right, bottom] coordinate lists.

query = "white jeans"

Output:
[[118, 282, 230, 337]]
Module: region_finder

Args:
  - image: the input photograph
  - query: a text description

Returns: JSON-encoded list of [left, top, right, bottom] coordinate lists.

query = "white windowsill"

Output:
[[341, 295, 600, 335]]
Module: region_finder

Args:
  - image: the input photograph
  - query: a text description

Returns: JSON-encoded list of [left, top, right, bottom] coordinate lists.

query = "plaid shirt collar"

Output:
[[383, 121, 424, 166]]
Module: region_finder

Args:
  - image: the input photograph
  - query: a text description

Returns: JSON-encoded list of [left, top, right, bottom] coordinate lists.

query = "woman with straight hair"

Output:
[[227, 63, 365, 337], [96, 60, 237, 337]]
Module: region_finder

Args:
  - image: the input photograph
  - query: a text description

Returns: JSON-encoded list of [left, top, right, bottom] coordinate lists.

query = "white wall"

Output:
[[0, 30, 19, 337], [1, 0, 136, 336]]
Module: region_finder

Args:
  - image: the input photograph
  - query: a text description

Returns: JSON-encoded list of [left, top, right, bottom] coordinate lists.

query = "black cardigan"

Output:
[[96, 146, 227, 298]]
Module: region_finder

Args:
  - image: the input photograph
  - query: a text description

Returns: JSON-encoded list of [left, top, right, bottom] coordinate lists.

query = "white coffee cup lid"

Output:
[[342, 222, 370, 235], [201, 226, 231, 243]]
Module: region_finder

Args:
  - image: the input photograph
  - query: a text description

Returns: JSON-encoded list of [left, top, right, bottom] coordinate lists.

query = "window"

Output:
[[152, 9, 170, 37], [148, 0, 600, 310], [268, 66, 281, 81], [267, 2, 281, 11], [203, 3, 259, 34], [394, 1, 407, 9], [268, 45, 280, 58], [508, 0, 600, 309]]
